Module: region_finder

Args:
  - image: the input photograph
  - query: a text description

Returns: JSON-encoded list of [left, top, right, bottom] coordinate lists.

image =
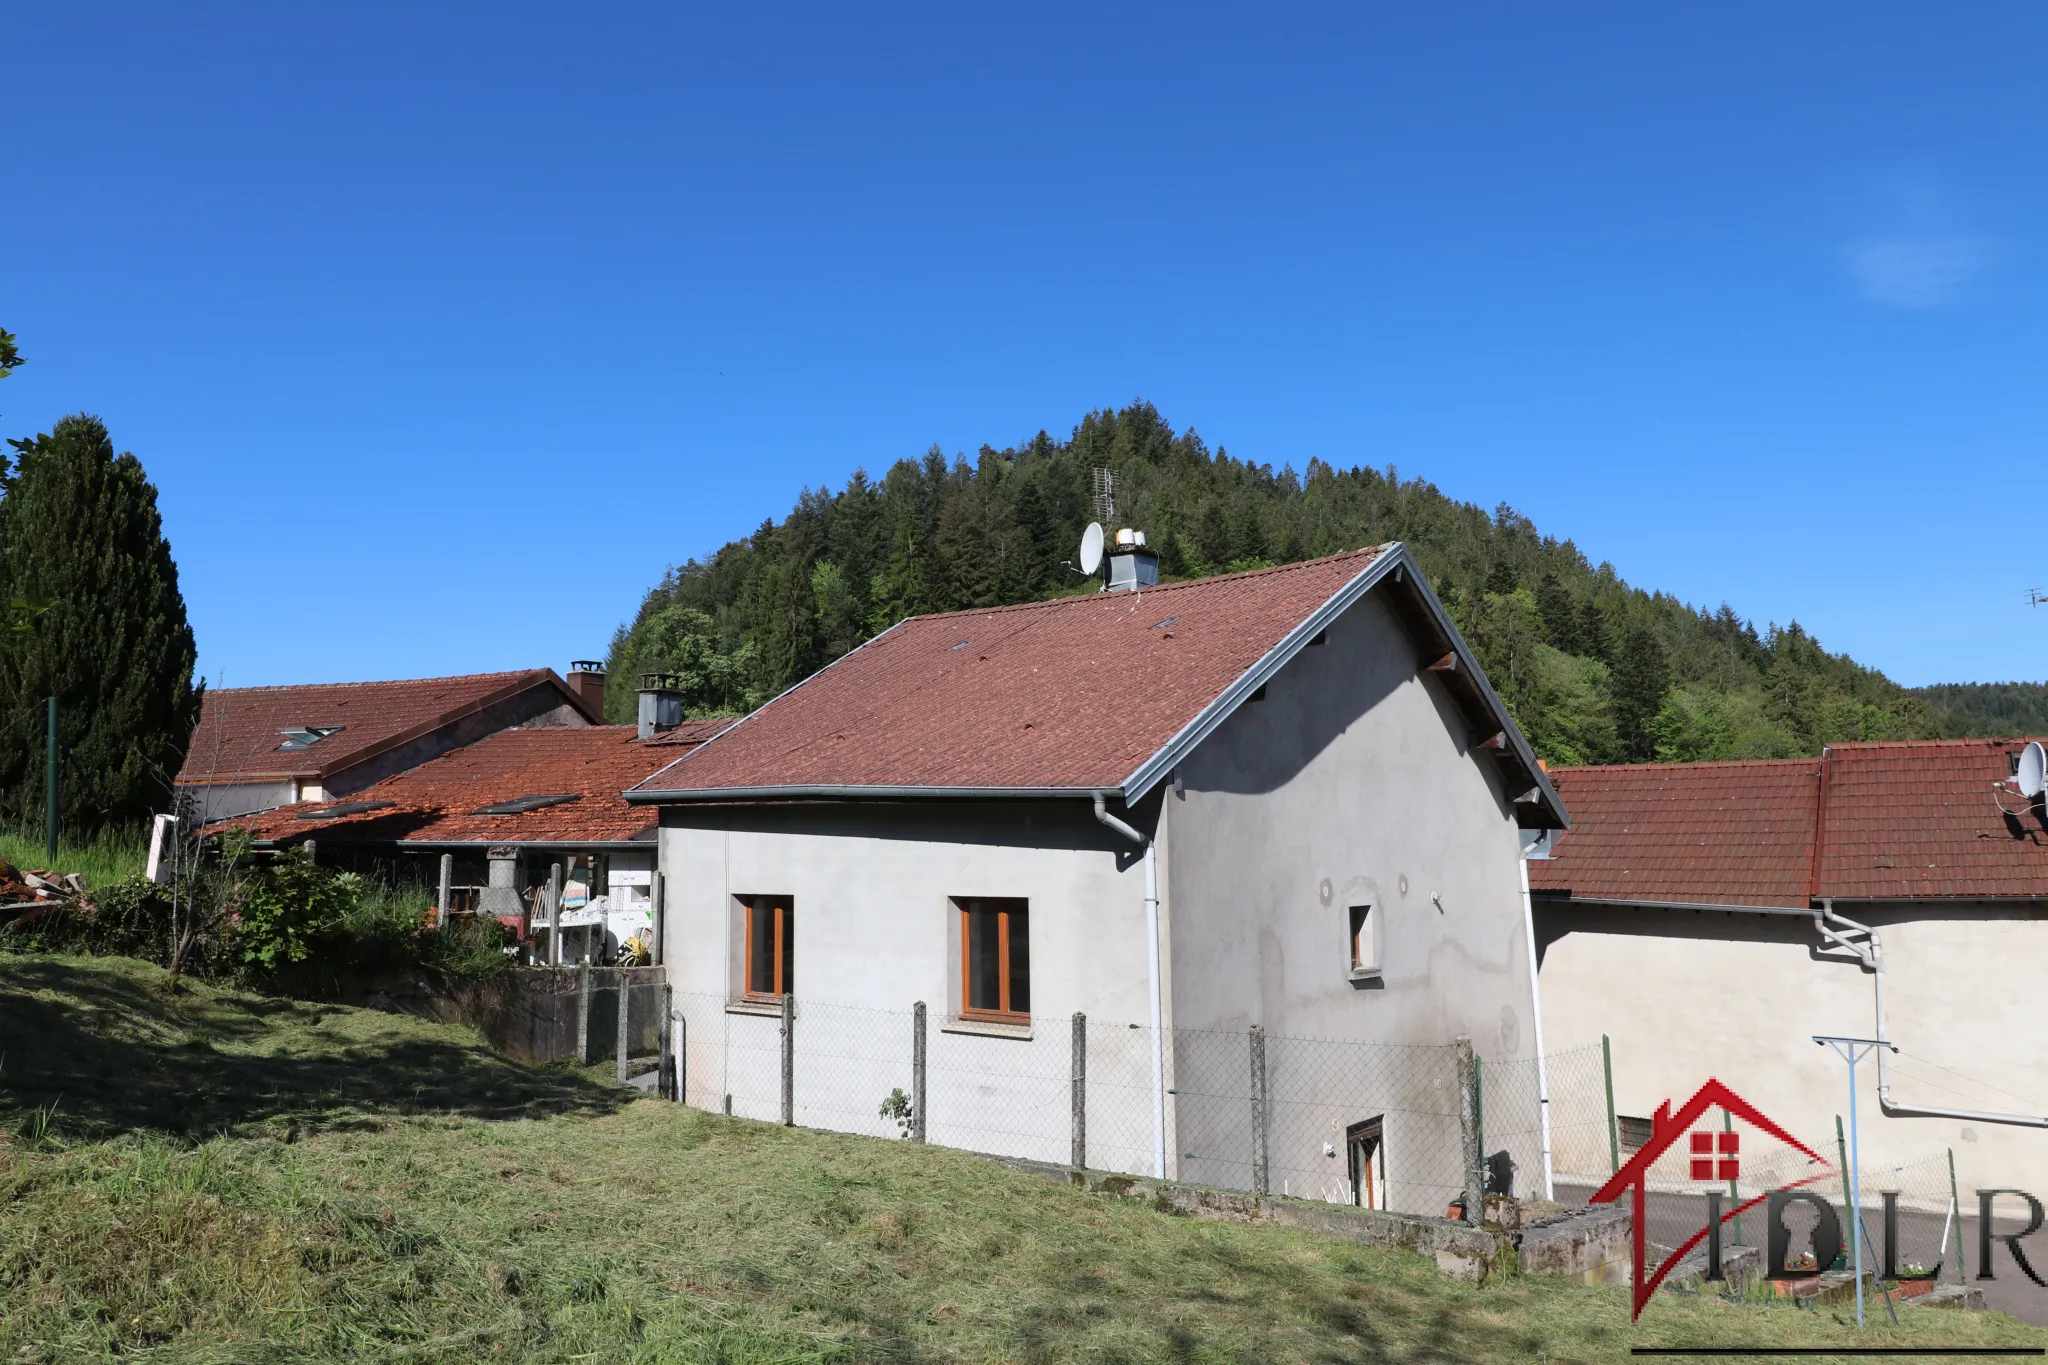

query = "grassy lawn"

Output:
[[3, 954, 2044, 1363], [0, 824, 150, 888]]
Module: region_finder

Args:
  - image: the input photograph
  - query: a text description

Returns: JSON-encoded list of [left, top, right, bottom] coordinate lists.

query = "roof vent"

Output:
[[277, 725, 344, 751], [637, 672, 684, 740], [474, 793, 583, 816]]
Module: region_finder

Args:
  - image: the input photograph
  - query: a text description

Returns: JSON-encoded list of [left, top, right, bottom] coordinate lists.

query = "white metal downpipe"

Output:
[[1519, 855, 1556, 1200], [1094, 793, 1168, 1179], [1815, 899, 2048, 1129]]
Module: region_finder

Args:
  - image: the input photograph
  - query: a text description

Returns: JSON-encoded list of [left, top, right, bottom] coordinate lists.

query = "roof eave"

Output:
[[626, 784, 1116, 804], [1116, 542, 1570, 829]]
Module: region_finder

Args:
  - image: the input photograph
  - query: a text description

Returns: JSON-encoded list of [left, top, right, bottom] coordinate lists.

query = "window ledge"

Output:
[[1346, 967, 1383, 982], [725, 999, 785, 1017], [942, 1017, 1034, 1040]]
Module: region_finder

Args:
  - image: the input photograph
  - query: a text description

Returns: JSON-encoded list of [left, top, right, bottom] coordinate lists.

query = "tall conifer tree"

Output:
[[0, 415, 200, 830]]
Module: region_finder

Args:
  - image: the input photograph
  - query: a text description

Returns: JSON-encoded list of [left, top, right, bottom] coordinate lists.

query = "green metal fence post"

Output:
[[1725, 1107, 1742, 1245], [1602, 1034, 1619, 1175], [44, 696, 58, 864]]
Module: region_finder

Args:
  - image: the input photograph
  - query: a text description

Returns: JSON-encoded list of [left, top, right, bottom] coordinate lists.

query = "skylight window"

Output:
[[473, 793, 582, 816], [294, 800, 393, 821], [947, 640, 971, 651], [277, 725, 344, 751], [1149, 617, 1179, 630]]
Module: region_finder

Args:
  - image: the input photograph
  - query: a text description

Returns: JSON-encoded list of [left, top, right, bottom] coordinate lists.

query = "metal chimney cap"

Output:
[[639, 671, 684, 692], [568, 659, 605, 674]]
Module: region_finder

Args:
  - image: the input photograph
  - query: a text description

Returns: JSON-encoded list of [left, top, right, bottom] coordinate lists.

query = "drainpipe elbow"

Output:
[[1093, 792, 1146, 847]]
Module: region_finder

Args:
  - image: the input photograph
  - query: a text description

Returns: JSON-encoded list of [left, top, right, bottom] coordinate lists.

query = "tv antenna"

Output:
[[2029, 589, 2048, 608], [1091, 467, 1118, 527]]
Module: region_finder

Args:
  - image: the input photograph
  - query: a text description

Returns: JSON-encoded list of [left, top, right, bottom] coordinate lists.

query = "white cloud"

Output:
[[1845, 234, 1986, 308]]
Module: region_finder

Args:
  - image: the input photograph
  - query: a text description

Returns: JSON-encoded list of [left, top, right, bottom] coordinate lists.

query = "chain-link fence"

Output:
[[663, 991, 1628, 1218], [1480, 1042, 1616, 1200]]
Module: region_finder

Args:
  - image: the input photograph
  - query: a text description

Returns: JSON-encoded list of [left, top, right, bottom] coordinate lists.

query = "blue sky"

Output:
[[3, 4, 2042, 689]]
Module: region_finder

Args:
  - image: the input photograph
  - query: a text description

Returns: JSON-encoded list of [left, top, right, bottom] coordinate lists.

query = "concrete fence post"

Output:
[[1456, 1037, 1483, 1225], [659, 984, 675, 1101], [651, 870, 666, 965], [1250, 1024, 1270, 1197], [577, 961, 592, 1066], [911, 1001, 927, 1144], [436, 852, 453, 928], [615, 970, 631, 1084], [1070, 1012, 1087, 1170], [549, 862, 566, 967], [780, 993, 795, 1126]]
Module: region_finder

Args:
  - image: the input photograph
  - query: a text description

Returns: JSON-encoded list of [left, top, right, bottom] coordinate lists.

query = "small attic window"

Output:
[[1308, 630, 1327, 647], [277, 725, 344, 751], [473, 793, 582, 816], [294, 800, 392, 821], [1248, 684, 1268, 703]]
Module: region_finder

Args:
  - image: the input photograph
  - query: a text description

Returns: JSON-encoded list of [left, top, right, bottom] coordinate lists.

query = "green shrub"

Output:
[[223, 848, 360, 976], [0, 874, 175, 963]]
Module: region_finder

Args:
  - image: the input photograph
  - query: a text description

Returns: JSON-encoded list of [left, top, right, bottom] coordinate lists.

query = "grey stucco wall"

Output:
[[1165, 589, 1535, 1049], [1163, 590, 1539, 1205], [1537, 899, 2048, 1200], [183, 779, 298, 822], [659, 801, 1163, 1171]]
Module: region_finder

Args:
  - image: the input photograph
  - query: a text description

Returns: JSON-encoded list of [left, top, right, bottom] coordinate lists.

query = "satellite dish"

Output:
[[1079, 522, 1104, 576], [2018, 741, 2046, 800]]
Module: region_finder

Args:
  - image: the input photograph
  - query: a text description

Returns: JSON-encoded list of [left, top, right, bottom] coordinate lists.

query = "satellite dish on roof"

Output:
[[1079, 522, 1104, 577], [2017, 741, 2046, 800]]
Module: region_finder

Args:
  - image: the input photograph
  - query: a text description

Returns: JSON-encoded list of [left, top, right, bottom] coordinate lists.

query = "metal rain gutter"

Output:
[[625, 784, 1117, 804]]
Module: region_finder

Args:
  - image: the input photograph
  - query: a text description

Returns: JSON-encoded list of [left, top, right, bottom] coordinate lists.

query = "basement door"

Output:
[[1346, 1117, 1385, 1210]]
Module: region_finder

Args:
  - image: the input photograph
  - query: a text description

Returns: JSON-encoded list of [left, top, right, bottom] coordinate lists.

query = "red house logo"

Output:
[[1588, 1078, 1835, 1320]]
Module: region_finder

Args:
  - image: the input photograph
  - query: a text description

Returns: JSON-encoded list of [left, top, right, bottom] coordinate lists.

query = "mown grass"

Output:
[[3, 954, 2044, 1363]]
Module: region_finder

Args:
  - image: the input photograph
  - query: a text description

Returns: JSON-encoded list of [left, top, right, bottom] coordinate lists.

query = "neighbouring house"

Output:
[[220, 682, 728, 963], [178, 663, 611, 821], [627, 543, 1569, 1207], [1530, 739, 2048, 1199]]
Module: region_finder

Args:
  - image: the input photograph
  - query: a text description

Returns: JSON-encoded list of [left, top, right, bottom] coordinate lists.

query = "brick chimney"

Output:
[[566, 661, 607, 720]]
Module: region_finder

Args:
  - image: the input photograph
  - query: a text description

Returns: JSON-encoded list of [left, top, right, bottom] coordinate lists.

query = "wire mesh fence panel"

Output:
[[1169, 1027, 1256, 1192], [674, 991, 786, 1122], [1838, 1153, 1965, 1283], [1478, 1043, 1611, 1201], [1085, 1021, 1167, 1178], [924, 1014, 1073, 1165], [790, 998, 914, 1140], [1265, 1033, 1464, 1215], [1478, 1053, 1546, 1204], [1540, 1043, 1617, 1185]]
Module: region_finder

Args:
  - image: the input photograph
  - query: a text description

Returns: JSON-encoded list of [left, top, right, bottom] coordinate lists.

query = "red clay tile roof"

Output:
[[630, 550, 1399, 797], [641, 717, 741, 748], [1531, 738, 2048, 905], [178, 670, 597, 785], [1528, 759, 1820, 907], [217, 724, 704, 846]]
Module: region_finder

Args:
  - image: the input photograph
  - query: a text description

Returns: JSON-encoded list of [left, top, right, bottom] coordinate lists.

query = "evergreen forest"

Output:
[[607, 403, 1977, 767]]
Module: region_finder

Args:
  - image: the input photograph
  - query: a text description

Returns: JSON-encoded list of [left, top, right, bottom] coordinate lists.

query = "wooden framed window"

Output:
[[1348, 903, 1379, 976], [959, 897, 1030, 1022], [742, 895, 794, 1000], [1346, 1116, 1384, 1209]]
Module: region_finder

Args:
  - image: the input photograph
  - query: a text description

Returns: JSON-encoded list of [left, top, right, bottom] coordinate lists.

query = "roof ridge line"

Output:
[[205, 668, 547, 695], [893, 546, 1393, 626]]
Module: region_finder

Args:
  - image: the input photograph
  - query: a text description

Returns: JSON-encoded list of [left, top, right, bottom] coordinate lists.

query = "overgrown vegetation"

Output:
[[0, 833, 508, 990], [3, 954, 2041, 1363], [608, 403, 1956, 765]]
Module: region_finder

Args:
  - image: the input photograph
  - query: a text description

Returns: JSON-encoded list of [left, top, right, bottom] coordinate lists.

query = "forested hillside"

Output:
[[607, 403, 1946, 766]]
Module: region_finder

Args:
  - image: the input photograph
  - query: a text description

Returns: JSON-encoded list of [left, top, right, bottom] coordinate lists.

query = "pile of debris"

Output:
[[0, 856, 90, 924]]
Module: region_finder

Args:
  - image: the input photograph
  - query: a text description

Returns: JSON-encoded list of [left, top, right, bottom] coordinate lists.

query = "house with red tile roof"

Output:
[[217, 715, 729, 962], [177, 663, 610, 821], [1530, 739, 2048, 1198], [628, 543, 1569, 1204]]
